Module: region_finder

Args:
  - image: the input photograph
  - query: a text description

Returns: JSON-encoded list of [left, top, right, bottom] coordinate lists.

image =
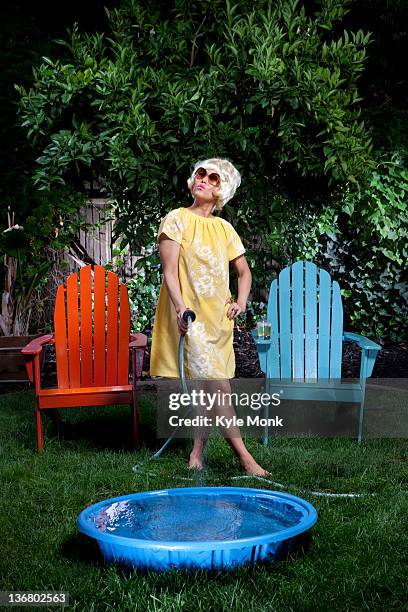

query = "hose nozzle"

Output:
[[182, 309, 196, 324]]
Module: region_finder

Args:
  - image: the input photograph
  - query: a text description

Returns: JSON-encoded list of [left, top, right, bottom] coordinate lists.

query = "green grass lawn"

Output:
[[0, 390, 407, 611]]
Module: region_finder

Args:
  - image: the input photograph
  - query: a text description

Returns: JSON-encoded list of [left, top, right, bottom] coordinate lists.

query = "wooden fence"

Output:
[[66, 198, 139, 277], [36, 199, 140, 329]]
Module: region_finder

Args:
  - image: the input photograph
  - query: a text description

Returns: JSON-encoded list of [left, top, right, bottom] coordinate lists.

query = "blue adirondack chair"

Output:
[[252, 261, 381, 443]]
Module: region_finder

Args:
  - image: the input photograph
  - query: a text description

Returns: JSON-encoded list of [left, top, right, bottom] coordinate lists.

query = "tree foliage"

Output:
[[17, 0, 373, 241]]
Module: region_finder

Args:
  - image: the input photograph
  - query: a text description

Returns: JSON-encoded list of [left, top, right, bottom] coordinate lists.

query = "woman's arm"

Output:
[[227, 254, 252, 319], [158, 234, 189, 334]]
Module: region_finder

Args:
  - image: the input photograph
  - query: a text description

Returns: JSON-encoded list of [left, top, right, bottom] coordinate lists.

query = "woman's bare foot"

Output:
[[239, 454, 270, 477], [188, 450, 204, 470]]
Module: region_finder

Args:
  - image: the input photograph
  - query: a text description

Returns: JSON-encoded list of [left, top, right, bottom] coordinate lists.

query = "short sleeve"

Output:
[[158, 208, 185, 245], [226, 224, 246, 261]]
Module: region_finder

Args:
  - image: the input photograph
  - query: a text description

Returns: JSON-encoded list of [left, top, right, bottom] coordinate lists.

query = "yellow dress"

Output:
[[150, 207, 246, 379]]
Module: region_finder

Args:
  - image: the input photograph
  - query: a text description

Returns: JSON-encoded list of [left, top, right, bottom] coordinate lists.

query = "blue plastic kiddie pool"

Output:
[[78, 487, 317, 570]]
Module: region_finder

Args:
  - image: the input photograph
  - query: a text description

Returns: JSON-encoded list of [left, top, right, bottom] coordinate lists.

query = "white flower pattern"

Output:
[[186, 229, 228, 298], [158, 209, 186, 244], [185, 321, 218, 378]]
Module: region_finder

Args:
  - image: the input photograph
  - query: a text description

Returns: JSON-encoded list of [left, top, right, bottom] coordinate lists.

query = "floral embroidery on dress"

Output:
[[186, 321, 218, 378], [159, 209, 186, 243], [186, 229, 228, 297]]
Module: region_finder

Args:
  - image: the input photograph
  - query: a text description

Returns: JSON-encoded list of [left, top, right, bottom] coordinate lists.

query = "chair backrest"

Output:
[[266, 261, 343, 380], [54, 265, 131, 389]]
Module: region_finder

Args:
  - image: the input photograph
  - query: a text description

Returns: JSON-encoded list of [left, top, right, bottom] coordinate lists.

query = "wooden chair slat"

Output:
[[266, 280, 280, 378], [292, 261, 305, 380], [305, 262, 318, 379], [279, 266, 291, 379], [80, 265, 93, 386], [66, 272, 81, 387], [330, 281, 343, 379], [106, 272, 119, 385], [118, 284, 131, 385], [93, 265, 106, 386], [54, 286, 69, 388], [318, 268, 331, 379]]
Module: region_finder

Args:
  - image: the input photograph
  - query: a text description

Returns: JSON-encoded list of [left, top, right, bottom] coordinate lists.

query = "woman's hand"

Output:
[[226, 300, 246, 320], [176, 306, 191, 336]]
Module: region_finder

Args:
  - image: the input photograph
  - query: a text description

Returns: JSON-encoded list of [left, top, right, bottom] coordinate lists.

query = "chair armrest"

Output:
[[21, 335, 53, 385], [343, 332, 381, 352], [250, 329, 273, 346], [344, 332, 381, 379], [129, 333, 148, 349], [21, 334, 54, 356]]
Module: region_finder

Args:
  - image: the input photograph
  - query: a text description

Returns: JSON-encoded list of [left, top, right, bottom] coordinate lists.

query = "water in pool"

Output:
[[92, 493, 302, 541]]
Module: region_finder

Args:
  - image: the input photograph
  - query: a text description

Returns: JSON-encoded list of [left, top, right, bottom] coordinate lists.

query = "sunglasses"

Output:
[[194, 167, 221, 186]]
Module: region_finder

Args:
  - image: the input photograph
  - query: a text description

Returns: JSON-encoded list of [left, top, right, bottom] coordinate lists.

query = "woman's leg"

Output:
[[188, 437, 208, 470], [188, 381, 211, 470], [217, 380, 269, 476], [195, 379, 269, 476]]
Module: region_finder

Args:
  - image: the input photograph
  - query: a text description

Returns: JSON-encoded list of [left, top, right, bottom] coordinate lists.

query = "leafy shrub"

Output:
[[282, 155, 408, 342], [0, 189, 87, 335], [107, 242, 161, 332]]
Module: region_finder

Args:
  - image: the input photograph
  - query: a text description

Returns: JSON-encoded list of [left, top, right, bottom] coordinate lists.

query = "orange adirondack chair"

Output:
[[22, 265, 147, 452]]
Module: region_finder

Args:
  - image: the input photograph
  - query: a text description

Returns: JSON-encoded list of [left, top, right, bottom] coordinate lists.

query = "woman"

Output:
[[150, 158, 269, 476]]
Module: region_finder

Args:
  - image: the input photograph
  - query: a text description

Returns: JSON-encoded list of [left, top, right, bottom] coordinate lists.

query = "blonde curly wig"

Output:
[[187, 158, 241, 210]]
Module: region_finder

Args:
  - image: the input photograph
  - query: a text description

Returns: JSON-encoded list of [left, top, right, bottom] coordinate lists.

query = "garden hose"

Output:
[[152, 309, 196, 459]]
